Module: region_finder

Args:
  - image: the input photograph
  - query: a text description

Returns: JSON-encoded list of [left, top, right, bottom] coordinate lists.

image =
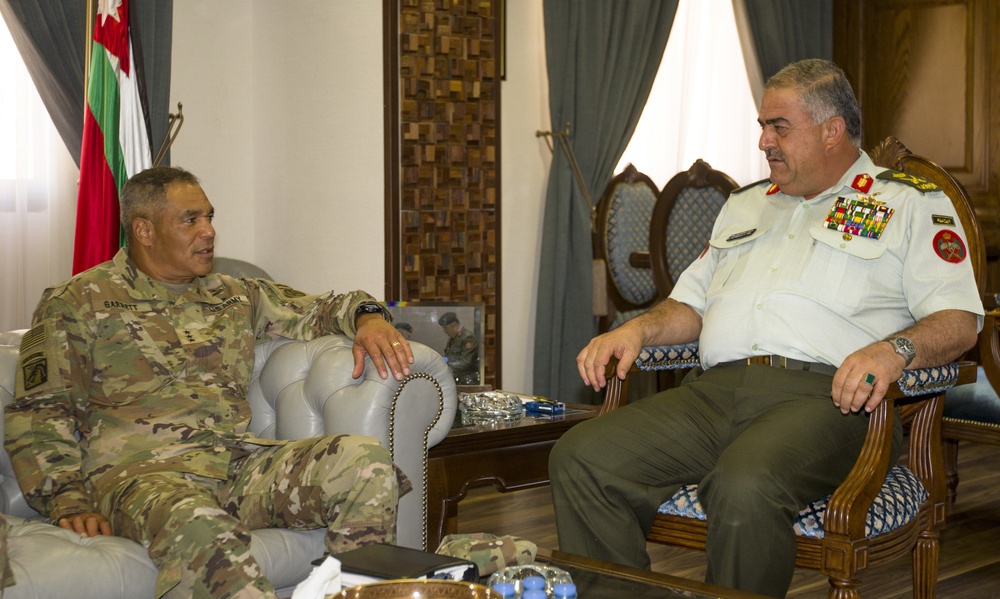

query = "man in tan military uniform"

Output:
[[438, 312, 480, 385], [5, 167, 415, 599]]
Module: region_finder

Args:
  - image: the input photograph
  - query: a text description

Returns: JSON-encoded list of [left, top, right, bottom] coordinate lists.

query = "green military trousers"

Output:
[[549, 364, 902, 598], [104, 434, 399, 599]]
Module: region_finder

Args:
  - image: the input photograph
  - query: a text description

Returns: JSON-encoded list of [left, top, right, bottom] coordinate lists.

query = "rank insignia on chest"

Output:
[[823, 196, 894, 239]]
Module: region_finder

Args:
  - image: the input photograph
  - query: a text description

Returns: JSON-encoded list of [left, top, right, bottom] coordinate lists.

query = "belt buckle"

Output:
[[746, 355, 786, 368]]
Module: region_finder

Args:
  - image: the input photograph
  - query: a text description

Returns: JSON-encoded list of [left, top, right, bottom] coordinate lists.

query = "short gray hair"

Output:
[[119, 166, 200, 242], [765, 59, 862, 146]]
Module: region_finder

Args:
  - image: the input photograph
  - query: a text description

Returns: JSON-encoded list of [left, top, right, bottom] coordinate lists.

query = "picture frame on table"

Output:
[[383, 301, 485, 387]]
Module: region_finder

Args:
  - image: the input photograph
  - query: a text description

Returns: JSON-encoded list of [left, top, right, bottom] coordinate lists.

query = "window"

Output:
[[0, 18, 77, 332], [615, 0, 768, 189]]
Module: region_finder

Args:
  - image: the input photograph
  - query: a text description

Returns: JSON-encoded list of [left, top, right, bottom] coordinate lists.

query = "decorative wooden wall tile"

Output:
[[393, 0, 501, 387]]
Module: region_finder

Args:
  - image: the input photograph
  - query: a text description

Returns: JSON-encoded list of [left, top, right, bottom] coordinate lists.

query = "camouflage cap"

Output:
[[435, 532, 537, 576]]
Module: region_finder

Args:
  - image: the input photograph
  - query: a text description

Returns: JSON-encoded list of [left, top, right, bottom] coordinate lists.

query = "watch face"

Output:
[[895, 337, 916, 355]]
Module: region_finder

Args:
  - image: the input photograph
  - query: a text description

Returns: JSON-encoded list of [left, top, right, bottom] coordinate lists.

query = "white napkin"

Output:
[[291, 556, 342, 599]]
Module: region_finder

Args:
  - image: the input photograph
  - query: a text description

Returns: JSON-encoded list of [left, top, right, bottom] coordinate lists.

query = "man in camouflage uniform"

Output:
[[4, 167, 415, 599], [438, 312, 480, 385]]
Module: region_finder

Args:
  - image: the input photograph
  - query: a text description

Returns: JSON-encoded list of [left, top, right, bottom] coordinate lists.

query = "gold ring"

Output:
[[863, 373, 876, 386], [391, 341, 401, 347]]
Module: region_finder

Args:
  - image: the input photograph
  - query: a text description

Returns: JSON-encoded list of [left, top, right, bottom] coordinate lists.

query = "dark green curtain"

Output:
[[742, 0, 832, 80], [0, 0, 173, 166], [533, 0, 678, 403]]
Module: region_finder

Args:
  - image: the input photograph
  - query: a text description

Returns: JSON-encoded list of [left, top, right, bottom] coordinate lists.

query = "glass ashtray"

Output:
[[459, 391, 524, 425]]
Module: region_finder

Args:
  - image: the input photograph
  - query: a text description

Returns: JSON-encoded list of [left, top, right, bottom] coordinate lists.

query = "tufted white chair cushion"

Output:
[[0, 329, 456, 598]]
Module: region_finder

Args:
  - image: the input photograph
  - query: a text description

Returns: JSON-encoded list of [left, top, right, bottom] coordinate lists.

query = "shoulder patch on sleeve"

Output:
[[273, 283, 306, 298], [732, 178, 771, 195], [21, 352, 48, 391], [20, 324, 46, 353], [876, 169, 941, 193]]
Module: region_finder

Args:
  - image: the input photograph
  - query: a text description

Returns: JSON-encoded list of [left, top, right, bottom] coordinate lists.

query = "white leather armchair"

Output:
[[0, 329, 457, 598]]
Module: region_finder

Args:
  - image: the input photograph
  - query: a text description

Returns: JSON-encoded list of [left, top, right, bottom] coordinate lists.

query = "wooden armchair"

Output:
[[871, 138, 998, 506], [599, 136, 982, 598]]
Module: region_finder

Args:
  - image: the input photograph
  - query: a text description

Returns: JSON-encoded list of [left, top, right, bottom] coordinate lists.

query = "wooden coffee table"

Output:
[[425, 405, 598, 550], [536, 548, 770, 598]]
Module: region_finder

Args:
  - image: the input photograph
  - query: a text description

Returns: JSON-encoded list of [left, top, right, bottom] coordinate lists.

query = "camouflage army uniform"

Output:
[[0, 514, 13, 596], [444, 328, 480, 385], [5, 249, 401, 599]]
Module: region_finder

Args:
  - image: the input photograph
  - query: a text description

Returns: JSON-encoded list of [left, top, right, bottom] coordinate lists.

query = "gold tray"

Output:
[[334, 579, 500, 598]]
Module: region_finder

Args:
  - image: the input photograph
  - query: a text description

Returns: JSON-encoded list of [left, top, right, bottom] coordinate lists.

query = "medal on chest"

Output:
[[823, 194, 894, 239]]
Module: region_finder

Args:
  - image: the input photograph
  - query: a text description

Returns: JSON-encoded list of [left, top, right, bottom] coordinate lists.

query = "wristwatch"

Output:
[[885, 336, 916, 367], [354, 301, 392, 326]]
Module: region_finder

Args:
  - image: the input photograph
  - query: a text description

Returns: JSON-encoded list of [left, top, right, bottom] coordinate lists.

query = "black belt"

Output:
[[716, 355, 837, 377]]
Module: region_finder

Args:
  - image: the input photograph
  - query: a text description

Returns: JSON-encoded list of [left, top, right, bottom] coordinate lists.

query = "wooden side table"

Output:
[[425, 405, 598, 549]]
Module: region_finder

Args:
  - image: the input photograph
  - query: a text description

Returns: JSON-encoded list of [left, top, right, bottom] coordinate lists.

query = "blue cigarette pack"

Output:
[[524, 401, 565, 414]]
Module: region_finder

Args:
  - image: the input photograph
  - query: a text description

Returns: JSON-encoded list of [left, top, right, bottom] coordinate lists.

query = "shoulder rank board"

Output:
[[876, 170, 941, 193]]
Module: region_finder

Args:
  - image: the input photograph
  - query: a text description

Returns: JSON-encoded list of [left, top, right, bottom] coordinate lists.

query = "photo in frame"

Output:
[[383, 301, 485, 387]]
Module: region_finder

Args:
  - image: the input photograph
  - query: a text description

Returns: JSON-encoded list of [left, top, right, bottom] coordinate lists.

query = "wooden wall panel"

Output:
[[835, 0, 1000, 288], [385, 0, 502, 387]]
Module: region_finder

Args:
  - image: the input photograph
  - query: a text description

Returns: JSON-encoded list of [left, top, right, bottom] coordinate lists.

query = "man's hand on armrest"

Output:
[[353, 314, 414, 381]]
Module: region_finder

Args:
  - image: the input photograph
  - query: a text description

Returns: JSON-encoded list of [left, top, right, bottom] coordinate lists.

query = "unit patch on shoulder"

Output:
[[932, 230, 967, 263], [932, 214, 956, 226], [876, 170, 941, 193], [21, 351, 48, 391]]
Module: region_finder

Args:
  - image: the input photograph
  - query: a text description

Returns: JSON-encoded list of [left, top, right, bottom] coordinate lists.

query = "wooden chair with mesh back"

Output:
[[593, 164, 660, 333], [599, 136, 982, 598], [642, 159, 737, 390], [869, 137, 999, 506], [649, 159, 738, 299]]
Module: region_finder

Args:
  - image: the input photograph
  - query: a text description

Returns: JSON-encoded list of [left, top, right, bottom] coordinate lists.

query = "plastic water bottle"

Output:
[[486, 563, 575, 598], [553, 582, 578, 599], [522, 575, 546, 592], [490, 581, 516, 598]]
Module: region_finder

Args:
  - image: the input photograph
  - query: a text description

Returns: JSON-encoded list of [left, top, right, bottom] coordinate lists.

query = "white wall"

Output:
[[171, 1, 550, 394], [171, 1, 385, 297], [500, 2, 550, 394]]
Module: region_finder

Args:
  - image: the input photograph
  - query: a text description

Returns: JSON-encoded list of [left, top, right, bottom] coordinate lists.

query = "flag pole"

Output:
[[83, 0, 93, 105]]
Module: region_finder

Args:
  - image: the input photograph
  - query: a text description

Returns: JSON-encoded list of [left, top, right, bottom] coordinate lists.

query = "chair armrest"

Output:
[[247, 334, 458, 550]]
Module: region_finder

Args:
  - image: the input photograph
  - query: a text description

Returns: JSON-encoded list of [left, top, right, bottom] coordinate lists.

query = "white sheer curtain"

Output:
[[1, 19, 78, 332], [615, 0, 769, 189]]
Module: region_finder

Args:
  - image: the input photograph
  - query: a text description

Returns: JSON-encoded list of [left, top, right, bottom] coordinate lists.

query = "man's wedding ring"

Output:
[[391, 341, 401, 347]]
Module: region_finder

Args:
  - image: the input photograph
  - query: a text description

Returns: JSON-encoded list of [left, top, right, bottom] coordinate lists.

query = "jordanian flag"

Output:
[[72, 0, 152, 274]]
